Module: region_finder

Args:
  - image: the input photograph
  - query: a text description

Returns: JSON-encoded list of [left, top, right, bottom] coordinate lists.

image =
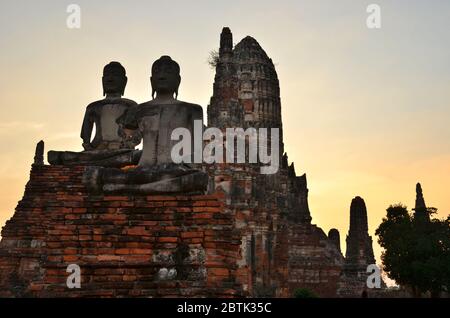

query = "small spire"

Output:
[[288, 162, 296, 177], [415, 182, 426, 210], [282, 152, 288, 169], [219, 27, 233, 56], [349, 196, 369, 234], [414, 182, 429, 220], [33, 140, 45, 165], [328, 228, 341, 253]]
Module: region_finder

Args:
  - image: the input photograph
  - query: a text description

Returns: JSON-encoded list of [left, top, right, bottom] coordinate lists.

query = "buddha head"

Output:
[[151, 56, 181, 99], [103, 62, 127, 97]]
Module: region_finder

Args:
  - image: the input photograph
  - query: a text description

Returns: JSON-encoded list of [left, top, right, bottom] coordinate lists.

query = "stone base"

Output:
[[0, 165, 241, 297]]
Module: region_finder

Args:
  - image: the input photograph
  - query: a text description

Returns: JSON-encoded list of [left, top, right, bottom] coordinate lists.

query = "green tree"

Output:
[[376, 204, 450, 297]]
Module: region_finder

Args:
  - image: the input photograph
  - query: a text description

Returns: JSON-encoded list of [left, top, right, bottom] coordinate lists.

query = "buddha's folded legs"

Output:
[[103, 171, 208, 194], [48, 149, 142, 168], [83, 163, 209, 194]]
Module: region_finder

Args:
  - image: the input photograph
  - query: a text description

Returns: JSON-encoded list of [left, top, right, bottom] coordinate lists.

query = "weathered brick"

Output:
[[158, 237, 178, 243], [0, 165, 241, 298], [181, 232, 203, 239], [209, 268, 229, 276], [97, 255, 122, 262]]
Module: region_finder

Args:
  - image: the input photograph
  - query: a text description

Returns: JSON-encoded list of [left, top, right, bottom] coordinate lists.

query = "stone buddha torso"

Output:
[[100, 104, 127, 142], [125, 100, 203, 167], [82, 98, 140, 150]]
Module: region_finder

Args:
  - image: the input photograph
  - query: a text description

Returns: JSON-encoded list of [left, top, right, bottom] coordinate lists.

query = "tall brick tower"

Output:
[[338, 196, 377, 297], [345, 196, 375, 267], [204, 28, 344, 297], [207, 27, 284, 156]]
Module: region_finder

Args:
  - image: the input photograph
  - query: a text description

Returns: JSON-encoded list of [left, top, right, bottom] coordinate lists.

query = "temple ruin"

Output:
[[0, 27, 381, 298]]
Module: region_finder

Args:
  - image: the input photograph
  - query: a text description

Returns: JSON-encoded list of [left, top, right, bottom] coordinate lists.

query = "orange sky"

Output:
[[1, 1, 449, 286]]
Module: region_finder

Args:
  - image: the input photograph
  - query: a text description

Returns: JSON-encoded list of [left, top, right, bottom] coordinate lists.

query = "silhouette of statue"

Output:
[[84, 56, 208, 194], [48, 62, 142, 167]]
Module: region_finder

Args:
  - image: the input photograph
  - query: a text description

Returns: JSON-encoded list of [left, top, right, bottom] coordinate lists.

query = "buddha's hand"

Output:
[[120, 127, 142, 147], [122, 128, 135, 140]]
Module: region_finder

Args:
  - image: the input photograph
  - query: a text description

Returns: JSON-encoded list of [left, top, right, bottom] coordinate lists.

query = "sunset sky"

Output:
[[0, 0, 449, 284]]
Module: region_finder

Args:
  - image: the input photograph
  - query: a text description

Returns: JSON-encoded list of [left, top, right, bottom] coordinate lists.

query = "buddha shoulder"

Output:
[[85, 100, 105, 113], [119, 98, 138, 107], [178, 101, 203, 110], [172, 101, 203, 115]]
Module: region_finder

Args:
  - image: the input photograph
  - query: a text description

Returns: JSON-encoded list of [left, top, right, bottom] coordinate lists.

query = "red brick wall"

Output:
[[273, 223, 344, 298], [0, 165, 242, 297]]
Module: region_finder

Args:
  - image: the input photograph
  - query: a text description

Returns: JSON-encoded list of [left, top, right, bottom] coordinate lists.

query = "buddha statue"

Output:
[[84, 56, 208, 194], [48, 62, 142, 167]]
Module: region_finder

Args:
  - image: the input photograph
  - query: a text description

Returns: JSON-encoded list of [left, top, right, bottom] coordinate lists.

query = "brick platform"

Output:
[[0, 165, 242, 297]]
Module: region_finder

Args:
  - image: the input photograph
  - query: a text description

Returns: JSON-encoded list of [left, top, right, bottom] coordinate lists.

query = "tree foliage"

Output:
[[207, 49, 220, 69], [376, 204, 450, 297]]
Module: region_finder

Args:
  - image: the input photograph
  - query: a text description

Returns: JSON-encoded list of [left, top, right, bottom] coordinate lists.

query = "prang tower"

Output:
[[345, 196, 376, 268], [208, 27, 284, 156]]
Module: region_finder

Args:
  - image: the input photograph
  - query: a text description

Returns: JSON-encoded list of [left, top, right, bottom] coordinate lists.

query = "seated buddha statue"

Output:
[[48, 62, 142, 167], [84, 56, 208, 194]]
